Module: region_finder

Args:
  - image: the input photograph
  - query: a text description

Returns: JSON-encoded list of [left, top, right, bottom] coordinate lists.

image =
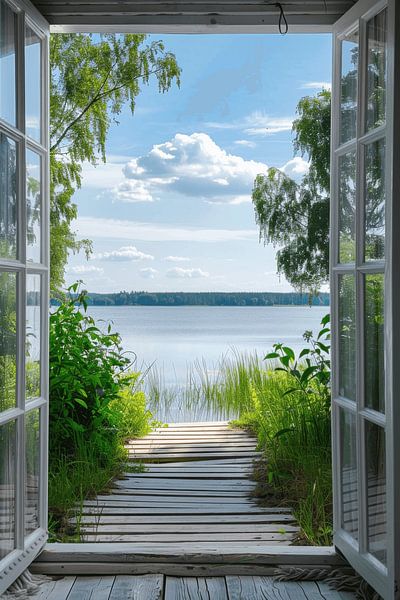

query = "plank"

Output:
[[106, 488, 254, 497], [79, 524, 299, 534], [165, 576, 228, 600], [75, 515, 296, 525], [33, 576, 76, 599], [108, 575, 163, 600], [126, 442, 257, 448], [80, 532, 294, 542], [113, 478, 255, 489], [81, 494, 257, 504], [127, 452, 261, 460], [66, 576, 115, 600]]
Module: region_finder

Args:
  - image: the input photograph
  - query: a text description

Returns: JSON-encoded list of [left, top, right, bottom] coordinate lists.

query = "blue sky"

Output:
[[67, 33, 332, 293]]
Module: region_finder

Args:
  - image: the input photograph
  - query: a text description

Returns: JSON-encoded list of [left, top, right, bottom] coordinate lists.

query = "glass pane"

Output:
[[0, 0, 16, 126], [366, 422, 386, 565], [0, 420, 16, 560], [365, 138, 385, 261], [25, 409, 40, 535], [365, 274, 384, 413], [340, 30, 358, 144], [0, 133, 17, 260], [25, 26, 41, 142], [338, 151, 356, 263], [366, 9, 387, 131], [26, 150, 41, 263], [0, 271, 16, 412], [340, 409, 358, 539], [26, 275, 41, 400], [339, 274, 356, 401]]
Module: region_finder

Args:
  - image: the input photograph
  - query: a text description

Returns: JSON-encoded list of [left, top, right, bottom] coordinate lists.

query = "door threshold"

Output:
[[32, 543, 346, 577]]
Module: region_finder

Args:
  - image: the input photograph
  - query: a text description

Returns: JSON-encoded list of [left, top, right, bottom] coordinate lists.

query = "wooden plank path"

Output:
[[74, 421, 300, 546], [30, 574, 356, 599]]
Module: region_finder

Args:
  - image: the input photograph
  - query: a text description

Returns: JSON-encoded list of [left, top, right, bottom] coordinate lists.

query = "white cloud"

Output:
[[67, 265, 104, 274], [140, 267, 158, 279], [234, 140, 256, 148], [113, 133, 268, 205], [243, 112, 293, 136], [166, 267, 209, 279], [94, 245, 154, 262], [164, 255, 191, 263], [280, 157, 309, 180], [301, 81, 331, 91], [74, 216, 258, 243], [207, 112, 294, 136]]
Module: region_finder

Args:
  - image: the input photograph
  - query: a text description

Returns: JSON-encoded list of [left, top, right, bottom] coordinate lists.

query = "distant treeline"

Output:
[[54, 291, 330, 307]]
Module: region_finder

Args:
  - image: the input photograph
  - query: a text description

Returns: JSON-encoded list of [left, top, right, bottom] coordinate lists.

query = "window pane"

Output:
[[0, 420, 16, 560], [25, 409, 40, 535], [25, 26, 41, 142], [366, 422, 386, 565], [366, 9, 387, 131], [340, 30, 358, 144], [26, 150, 41, 263], [26, 274, 41, 400], [338, 151, 356, 263], [0, 133, 17, 260], [0, 0, 16, 126], [340, 409, 358, 540], [365, 139, 385, 261], [339, 274, 356, 401], [0, 271, 16, 412], [364, 274, 384, 413]]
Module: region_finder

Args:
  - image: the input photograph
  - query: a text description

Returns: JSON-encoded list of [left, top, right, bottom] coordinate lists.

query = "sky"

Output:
[[66, 33, 332, 293]]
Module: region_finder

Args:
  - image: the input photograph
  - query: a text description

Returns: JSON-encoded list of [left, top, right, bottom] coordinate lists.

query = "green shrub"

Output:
[[49, 283, 132, 455], [108, 373, 155, 439]]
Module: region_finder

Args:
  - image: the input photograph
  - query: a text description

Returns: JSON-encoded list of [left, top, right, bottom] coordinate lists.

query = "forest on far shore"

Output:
[[52, 291, 330, 307]]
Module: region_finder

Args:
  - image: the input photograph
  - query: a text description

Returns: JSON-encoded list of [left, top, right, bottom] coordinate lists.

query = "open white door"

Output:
[[331, 0, 400, 598], [0, 0, 49, 594]]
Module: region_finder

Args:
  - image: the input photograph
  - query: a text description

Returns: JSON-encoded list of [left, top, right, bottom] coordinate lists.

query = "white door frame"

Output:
[[0, 0, 49, 593], [330, 0, 399, 597]]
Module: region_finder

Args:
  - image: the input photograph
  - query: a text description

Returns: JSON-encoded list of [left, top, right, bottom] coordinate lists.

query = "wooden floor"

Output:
[[74, 421, 299, 546], [33, 574, 356, 599]]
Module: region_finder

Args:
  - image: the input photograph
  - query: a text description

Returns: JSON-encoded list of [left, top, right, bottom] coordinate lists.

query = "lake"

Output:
[[87, 305, 329, 422]]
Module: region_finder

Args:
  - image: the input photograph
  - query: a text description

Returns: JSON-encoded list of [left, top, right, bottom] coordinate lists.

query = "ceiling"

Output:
[[29, 0, 355, 33]]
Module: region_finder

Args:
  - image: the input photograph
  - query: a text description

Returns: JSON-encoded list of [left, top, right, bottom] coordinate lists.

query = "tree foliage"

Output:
[[252, 89, 331, 294], [50, 34, 181, 292]]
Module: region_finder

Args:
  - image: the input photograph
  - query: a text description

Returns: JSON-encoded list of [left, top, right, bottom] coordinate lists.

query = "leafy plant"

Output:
[[49, 282, 133, 453]]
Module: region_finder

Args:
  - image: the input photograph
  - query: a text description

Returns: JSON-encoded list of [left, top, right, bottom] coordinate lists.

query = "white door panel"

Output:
[[0, 0, 49, 593]]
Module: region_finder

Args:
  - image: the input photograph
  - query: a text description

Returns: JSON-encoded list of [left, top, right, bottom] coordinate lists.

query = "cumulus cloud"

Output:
[[67, 265, 104, 274], [140, 267, 158, 279], [164, 255, 191, 262], [280, 157, 309, 180], [301, 81, 331, 91], [94, 245, 154, 262], [113, 133, 268, 205], [166, 267, 209, 279]]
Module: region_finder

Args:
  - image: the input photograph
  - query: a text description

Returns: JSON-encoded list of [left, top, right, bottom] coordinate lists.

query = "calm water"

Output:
[[87, 305, 329, 421]]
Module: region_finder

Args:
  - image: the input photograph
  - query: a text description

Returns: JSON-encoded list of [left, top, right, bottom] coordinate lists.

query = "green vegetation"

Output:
[[50, 34, 181, 293], [48, 284, 154, 540], [54, 290, 329, 307], [149, 315, 332, 545], [252, 89, 331, 295]]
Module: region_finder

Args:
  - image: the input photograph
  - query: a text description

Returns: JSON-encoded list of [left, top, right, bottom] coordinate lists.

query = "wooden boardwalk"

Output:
[[75, 421, 300, 546], [32, 574, 356, 599]]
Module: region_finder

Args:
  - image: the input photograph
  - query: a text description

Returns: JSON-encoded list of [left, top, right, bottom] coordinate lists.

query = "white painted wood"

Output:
[[33, 576, 76, 599], [79, 524, 299, 534]]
